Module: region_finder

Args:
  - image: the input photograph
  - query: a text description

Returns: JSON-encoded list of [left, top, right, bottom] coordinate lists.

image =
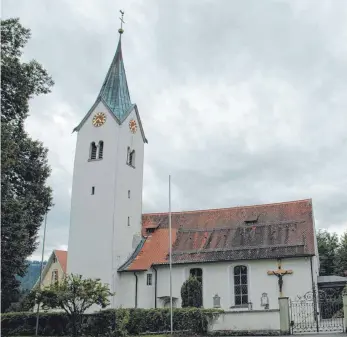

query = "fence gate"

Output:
[[289, 289, 344, 334]]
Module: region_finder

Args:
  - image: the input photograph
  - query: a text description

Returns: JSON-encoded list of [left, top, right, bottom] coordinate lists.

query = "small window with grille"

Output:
[[146, 273, 153, 286]]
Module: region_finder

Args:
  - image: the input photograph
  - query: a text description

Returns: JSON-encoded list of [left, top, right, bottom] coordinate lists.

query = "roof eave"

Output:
[[117, 237, 147, 272], [72, 96, 122, 133], [134, 104, 148, 144], [153, 253, 316, 266]]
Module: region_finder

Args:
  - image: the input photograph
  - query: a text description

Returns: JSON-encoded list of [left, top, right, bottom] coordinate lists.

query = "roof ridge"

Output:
[[143, 198, 312, 216]]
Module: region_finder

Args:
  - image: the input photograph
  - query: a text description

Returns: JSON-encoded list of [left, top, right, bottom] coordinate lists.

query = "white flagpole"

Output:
[[169, 175, 173, 335]]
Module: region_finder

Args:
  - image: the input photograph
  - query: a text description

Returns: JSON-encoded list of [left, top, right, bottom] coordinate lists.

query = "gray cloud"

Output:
[[2, 0, 346, 259]]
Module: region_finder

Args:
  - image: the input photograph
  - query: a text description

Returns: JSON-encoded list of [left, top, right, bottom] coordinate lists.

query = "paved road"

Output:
[[226, 335, 346, 337]]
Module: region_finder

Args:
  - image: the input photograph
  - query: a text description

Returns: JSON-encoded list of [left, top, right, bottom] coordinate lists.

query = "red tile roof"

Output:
[[119, 229, 177, 271], [54, 250, 68, 273], [119, 199, 315, 271]]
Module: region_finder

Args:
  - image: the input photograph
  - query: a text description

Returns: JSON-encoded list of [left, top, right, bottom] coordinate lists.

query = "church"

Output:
[[66, 24, 321, 330]]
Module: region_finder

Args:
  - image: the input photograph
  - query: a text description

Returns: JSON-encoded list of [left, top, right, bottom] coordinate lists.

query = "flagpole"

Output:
[[35, 208, 49, 336], [169, 175, 173, 335]]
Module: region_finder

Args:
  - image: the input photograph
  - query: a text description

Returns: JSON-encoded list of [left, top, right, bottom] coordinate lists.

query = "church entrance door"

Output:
[[289, 288, 344, 334]]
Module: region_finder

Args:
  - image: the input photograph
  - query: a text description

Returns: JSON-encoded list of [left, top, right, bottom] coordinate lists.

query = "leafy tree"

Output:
[[181, 276, 203, 308], [36, 274, 113, 336], [1, 18, 54, 312], [336, 230, 347, 276], [316, 230, 340, 276]]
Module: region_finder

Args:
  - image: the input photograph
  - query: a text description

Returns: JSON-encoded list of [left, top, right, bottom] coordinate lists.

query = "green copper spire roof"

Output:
[[98, 37, 133, 121]]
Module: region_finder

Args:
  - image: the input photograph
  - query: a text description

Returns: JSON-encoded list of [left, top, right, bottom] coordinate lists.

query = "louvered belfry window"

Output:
[[90, 142, 97, 160], [234, 265, 248, 305], [98, 141, 104, 159]]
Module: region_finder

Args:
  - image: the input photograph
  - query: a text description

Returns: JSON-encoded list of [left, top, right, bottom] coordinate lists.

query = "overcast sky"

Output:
[[3, 0, 347, 260]]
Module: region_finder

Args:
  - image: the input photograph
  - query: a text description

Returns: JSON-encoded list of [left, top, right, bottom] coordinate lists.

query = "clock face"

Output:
[[92, 112, 106, 127], [129, 119, 137, 133]]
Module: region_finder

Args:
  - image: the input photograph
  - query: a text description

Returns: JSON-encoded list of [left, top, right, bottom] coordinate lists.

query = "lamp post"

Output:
[[35, 208, 49, 336], [168, 175, 173, 335]]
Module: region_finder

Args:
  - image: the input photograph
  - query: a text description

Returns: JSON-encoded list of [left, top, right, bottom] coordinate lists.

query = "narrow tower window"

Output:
[[90, 142, 97, 160], [129, 150, 135, 167], [127, 147, 136, 167], [128, 190, 131, 198], [98, 141, 104, 159], [91, 186, 95, 195], [127, 216, 130, 226]]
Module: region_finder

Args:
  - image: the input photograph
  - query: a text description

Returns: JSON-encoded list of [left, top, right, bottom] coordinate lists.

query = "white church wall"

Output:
[[137, 269, 156, 308], [155, 257, 314, 310], [156, 265, 186, 308], [118, 272, 136, 308], [208, 310, 280, 332], [67, 101, 145, 309], [118, 269, 155, 309]]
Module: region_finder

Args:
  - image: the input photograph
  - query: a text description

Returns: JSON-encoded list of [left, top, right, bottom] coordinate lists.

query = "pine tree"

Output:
[[181, 276, 203, 308], [1, 18, 54, 312]]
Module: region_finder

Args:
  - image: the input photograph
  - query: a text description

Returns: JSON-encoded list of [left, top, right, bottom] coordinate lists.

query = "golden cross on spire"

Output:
[[267, 259, 293, 297], [118, 10, 125, 35]]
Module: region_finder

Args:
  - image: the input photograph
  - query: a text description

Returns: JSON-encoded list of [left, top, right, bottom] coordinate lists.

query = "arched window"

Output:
[[234, 265, 248, 306], [98, 141, 104, 159], [190, 268, 203, 284], [90, 142, 97, 160]]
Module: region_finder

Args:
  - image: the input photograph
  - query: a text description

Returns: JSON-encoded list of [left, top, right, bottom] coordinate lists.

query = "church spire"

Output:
[[98, 10, 133, 121]]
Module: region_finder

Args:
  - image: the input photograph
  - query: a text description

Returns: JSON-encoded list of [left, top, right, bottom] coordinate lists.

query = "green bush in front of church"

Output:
[[1, 308, 223, 336], [181, 276, 203, 308], [34, 274, 113, 336]]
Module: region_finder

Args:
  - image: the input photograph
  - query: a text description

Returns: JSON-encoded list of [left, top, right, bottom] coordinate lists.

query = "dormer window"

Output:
[[244, 214, 259, 225]]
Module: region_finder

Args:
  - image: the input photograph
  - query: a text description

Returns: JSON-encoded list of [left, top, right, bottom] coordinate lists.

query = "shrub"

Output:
[[1, 308, 223, 336], [1, 311, 69, 336]]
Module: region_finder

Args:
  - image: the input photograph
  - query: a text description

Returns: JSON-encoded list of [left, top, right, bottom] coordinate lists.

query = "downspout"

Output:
[[153, 266, 158, 308], [134, 272, 138, 308], [310, 256, 319, 332]]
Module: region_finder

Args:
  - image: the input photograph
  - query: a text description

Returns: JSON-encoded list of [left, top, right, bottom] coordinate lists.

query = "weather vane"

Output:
[[119, 10, 125, 34]]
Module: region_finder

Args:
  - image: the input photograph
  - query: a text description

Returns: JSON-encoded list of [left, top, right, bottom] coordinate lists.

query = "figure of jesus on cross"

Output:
[[267, 259, 293, 297]]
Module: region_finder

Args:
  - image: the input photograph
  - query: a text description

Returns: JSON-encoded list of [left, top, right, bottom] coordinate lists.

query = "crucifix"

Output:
[[267, 259, 293, 297], [118, 10, 125, 34]]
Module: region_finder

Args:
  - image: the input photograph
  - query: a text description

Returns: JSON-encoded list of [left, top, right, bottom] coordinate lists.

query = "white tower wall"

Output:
[[67, 100, 145, 307]]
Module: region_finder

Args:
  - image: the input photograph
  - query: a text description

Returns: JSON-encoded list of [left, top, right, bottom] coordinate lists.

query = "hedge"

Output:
[[1, 308, 223, 336]]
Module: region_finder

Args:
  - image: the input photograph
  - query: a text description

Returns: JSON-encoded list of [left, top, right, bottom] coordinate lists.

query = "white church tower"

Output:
[[67, 20, 147, 307]]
